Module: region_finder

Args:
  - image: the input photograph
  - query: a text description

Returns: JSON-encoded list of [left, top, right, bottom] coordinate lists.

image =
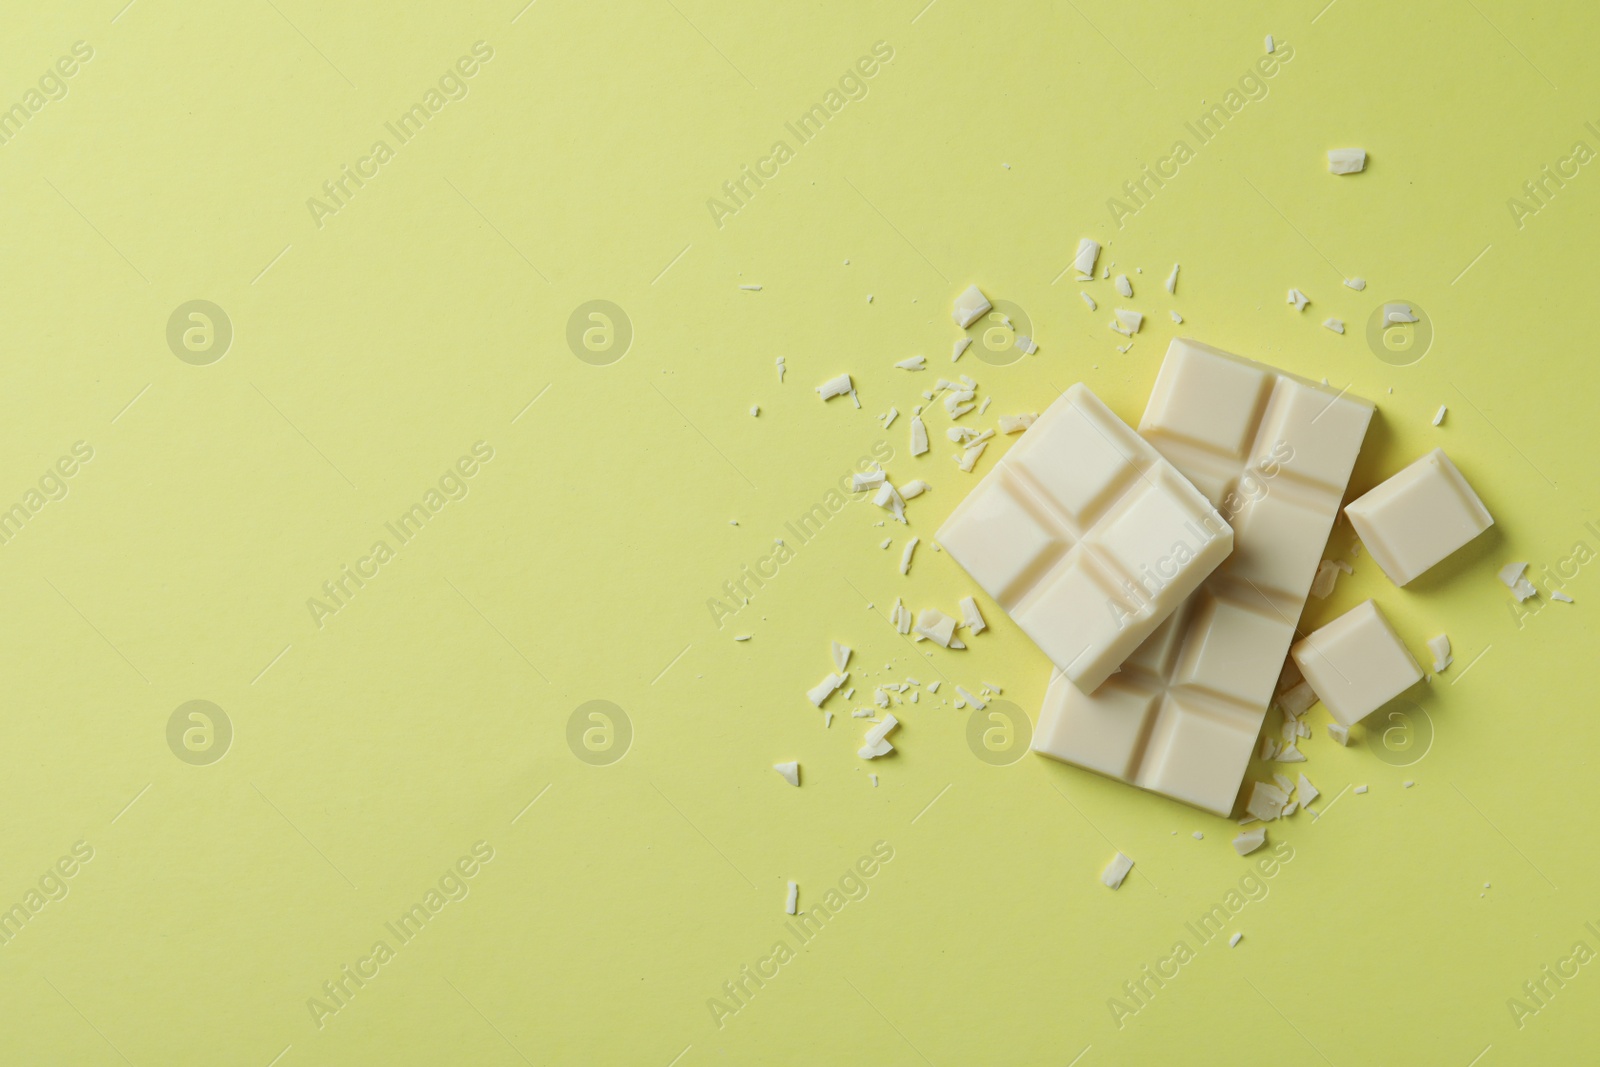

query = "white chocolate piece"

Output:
[[1428, 633, 1452, 672], [1345, 449, 1493, 586], [1291, 599, 1422, 726], [816, 374, 854, 401], [807, 672, 847, 707], [1327, 722, 1350, 745], [774, 761, 800, 786], [1115, 309, 1144, 335], [952, 337, 972, 362], [953, 285, 992, 328], [1309, 559, 1340, 599], [1265, 34, 1275, 53], [900, 537, 919, 575], [1328, 148, 1367, 174], [1245, 781, 1288, 821], [1081, 292, 1097, 311], [1553, 589, 1574, 603], [1233, 827, 1266, 856], [1296, 773, 1318, 807], [785, 881, 798, 914], [1166, 264, 1179, 294], [1354, 784, 1368, 794], [1387, 303, 1419, 325], [1499, 561, 1538, 601], [852, 470, 886, 492], [957, 442, 987, 472], [900, 479, 930, 500], [858, 714, 899, 759], [832, 642, 851, 672], [914, 608, 956, 646], [1101, 851, 1134, 889], [1171, 311, 1183, 324], [1074, 238, 1100, 278], [1323, 318, 1345, 334], [998, 413, 1037, 434], [895, 356, 926, 371], [1432, 404, 1447, 426], [1033, 338, 1374, 815], [873, 482, 907, 524], [911, 416, 930, 456], [937, 383, 1233, 694], [1017, 335, 1038, 355], [1115, 274, 1133, 298], [1287, 288, 1309, 311], [1344, 277, 1366, 291], [959, 595, 987, 634]]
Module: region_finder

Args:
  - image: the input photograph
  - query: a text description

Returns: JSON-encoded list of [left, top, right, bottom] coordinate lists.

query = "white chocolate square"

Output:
[[1345, 449, 1493, 586], [1291, 599, 1422, 726], [1034, 339, 1374, 815], [937, 383, 1232, 693]]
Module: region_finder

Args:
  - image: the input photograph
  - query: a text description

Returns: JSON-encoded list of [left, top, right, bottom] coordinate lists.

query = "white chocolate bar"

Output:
[[1034, 339, 1374, 815], [937, 383, 1233, 693], [1344, 449, 1493, 586], [1291, 599, 1422, 726]]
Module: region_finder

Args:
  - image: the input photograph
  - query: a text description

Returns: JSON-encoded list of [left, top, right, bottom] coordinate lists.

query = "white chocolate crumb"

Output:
[[1101, 852, 1134, 889], [1115, 274, 1133, 298], [1233, 828, 1267, 856], [900, 537, 919, 575], [785, 881, 798, 914], [1323, 318, 1345, 334], [952, 285, 991, 328], [1297, 773, 1319, 807], [1074, 238, 1100, 278], [1327, 723, 1350, 745], [1328, 148, 1367, 174], [1354, 784, 1369, 794], [1433, 405, 1447, 426], [1081, 292, 1097, 311], [1170, 310, 1183, 323], [959, 596, 986, 634], [1344, 277, 1367, 291], [1265, 33, 1274, 53], [895, 356, 926, 371], [773, 761, 800, 786], [1165, 263, 1179, 294], [1428, 634, 1452, 672], [1229, 932, 1243, 947], [1287, 288, 1310, 311]]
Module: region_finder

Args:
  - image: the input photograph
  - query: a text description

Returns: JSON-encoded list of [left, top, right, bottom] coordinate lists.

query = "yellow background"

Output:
[[1, 0, 1595, 1063]]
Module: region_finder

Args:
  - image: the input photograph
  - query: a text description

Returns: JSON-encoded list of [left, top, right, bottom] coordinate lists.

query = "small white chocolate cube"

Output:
[[1345, 449, 1493, 585], [1291, 600, 1422, 726]]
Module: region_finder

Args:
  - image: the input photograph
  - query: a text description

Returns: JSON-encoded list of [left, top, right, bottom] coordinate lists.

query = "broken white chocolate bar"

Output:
[[1291, 599, 1421, 726], [1345, 449, 1493, 586], [937, 383, 1233, 693], [1033, 338, 1373, 815]]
